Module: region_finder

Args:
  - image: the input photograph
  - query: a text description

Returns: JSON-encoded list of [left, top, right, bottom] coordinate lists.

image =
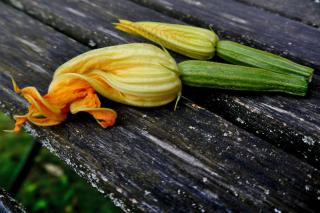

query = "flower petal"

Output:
[[115, 20, 219, 59]]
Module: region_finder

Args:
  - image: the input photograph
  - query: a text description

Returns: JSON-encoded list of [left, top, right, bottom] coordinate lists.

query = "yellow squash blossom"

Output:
[[115, 20, 219, 60], [11, 43, 182, 132]]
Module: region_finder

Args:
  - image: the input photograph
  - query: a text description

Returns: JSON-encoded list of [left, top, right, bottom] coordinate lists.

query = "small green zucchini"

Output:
[[179, 60, 308, 96], [216, 40, 314, 82]]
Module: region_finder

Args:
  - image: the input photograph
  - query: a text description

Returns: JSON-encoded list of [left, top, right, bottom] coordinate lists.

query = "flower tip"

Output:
[[89, 108, 117, 128], [112, 19, 123, 26], [113, 19, 130, 27], [113, 19, 139, 36], [3, 116, 26, 133], [11, 77, 21, 93], [98, 117, 117, 128], [2, 128, 21, 134], [3, 129, 15, 133], [10, 115, 28, 133], [117, 19, 131, 23]]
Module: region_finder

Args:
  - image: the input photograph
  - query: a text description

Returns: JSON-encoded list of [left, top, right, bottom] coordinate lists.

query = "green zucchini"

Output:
[[216, 40, 314, 82], [179, 60, 308, 96]]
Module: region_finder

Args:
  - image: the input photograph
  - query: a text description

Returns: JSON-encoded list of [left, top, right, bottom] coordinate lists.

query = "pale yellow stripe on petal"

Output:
[[99, 72, 181, 95]]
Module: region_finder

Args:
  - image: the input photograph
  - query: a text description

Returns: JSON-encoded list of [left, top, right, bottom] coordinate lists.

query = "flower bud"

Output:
[[11, 43, 181, 132], [115, 20, 219, 60]]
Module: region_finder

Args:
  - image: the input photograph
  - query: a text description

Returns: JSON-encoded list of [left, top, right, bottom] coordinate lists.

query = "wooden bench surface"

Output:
[[0, 188, 25, 213], [0, 0, 319, 212]]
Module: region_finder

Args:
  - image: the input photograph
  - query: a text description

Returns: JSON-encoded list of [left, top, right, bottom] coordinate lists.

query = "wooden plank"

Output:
[[0, 3, 320, 212], [126, 0, 320, 166], [3, 0, 320, 167], [235, 0, 320, 28], [0, 188, 26, 213]]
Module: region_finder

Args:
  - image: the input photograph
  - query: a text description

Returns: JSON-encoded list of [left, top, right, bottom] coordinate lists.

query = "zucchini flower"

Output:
[[11, 43, 182, 132], [115, 20, 219, 60]]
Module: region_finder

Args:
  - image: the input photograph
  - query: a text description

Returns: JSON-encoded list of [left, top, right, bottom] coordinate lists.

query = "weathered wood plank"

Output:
[[129, 0, 320, 69], [235, 0, 320, 28], [0, 188, 26, 213], [3, 0, 320, 167], [0, 3, 319, 212], [127, 0, 320, 166]]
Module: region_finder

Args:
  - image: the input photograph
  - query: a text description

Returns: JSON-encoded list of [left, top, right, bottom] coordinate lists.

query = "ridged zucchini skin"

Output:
[[179, 60, 308, 96], [216, 40, 314, 82]]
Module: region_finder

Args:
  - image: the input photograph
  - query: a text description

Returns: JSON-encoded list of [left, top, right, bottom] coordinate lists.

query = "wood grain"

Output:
[[235, 0, 320, 28], [0, 3, 319, 212], [3, 0, 320, 167], [0, 188, 26, 213]]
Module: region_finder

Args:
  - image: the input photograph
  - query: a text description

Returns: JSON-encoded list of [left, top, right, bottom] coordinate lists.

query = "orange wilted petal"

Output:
[[69, 90, 102, 113], [88, 109, 117, 128], [11, 78, 117, 132], [27, 115, 63, 127], [76, 108, 117, 128], [69, 89, 117, 128], [12, 115, 28, 133], [21, 87, 62, 117]]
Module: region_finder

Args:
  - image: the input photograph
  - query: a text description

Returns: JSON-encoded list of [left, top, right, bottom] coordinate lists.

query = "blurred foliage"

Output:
[[0, 112, 122, 213]]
